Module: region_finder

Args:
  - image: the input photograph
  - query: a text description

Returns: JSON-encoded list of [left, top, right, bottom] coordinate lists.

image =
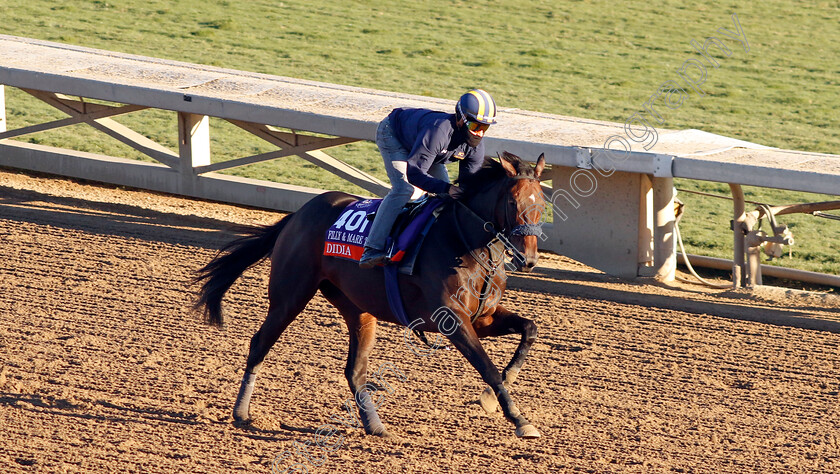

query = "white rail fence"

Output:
[[1, 35, 839, 287]]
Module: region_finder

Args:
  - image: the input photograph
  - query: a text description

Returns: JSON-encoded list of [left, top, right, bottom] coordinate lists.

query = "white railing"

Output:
[[1, 35, 838, 286]]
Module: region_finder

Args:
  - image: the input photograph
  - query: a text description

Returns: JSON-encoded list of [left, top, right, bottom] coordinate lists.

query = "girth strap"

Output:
[[384, 264, 412, 327]]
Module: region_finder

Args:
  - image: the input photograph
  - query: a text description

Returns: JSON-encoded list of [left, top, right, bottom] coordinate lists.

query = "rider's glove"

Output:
[[446, 184, 465, 201]]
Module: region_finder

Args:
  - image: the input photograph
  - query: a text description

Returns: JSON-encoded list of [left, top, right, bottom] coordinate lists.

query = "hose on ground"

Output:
[[674, 223, 732, 289]]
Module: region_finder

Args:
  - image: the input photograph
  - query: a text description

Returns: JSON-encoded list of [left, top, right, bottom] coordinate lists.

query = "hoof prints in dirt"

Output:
[[1, 170, 839, 473]]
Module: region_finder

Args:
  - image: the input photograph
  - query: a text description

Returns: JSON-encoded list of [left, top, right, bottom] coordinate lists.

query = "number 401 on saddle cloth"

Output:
[[323, 197, 444, 266], [324, 199, 381, 261]]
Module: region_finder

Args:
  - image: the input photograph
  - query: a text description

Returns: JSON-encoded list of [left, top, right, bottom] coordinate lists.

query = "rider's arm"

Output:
[[405, 125, 451, 195], [458, 141, 486, 183]]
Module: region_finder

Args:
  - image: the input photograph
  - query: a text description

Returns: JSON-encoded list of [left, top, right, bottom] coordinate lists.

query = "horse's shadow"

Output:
[[0, 391, 310, 444], [0, 391, 201, 425], [0, 182, 254, 249], [233, 418, 320, 439], [508, 265, 840, 330]]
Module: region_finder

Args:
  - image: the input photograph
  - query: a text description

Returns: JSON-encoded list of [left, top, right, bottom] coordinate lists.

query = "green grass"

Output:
[[2, 0, 839, 274]]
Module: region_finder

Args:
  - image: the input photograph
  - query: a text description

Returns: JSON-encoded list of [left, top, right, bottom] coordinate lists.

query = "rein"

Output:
[[449, 202, 502, 323], [453, 206, 503, 325]]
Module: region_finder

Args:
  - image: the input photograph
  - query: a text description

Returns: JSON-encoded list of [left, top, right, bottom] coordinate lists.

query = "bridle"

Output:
[[503, 177, 545, 238], [443, 174, 542, 325], [450, 174, 544, 264], [455, 175, 543, 240]]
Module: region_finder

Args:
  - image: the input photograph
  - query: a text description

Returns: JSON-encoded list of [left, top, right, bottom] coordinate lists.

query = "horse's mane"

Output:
[[458, 152, 535, 196]]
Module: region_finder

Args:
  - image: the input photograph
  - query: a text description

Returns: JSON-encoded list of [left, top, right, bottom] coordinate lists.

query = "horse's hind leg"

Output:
[[233, 271, 321, 423], [473, 305, 538, 415], [320, 282, 388, 437]]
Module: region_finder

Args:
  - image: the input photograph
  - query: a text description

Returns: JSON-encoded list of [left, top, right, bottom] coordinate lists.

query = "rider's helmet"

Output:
[[455, 89, 498, 132]]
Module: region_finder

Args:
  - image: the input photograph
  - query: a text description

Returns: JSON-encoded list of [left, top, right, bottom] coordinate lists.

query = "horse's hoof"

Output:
[[515, 424, 541, 439], [232, 418, 253, 429], [478, 386, 499, 414], [232, 408, 254, 428], [366, 426, 390, 438]]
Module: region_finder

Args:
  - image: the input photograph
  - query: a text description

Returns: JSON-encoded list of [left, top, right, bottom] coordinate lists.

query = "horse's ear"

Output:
[[534, 153, 546, 179], [497, 151, 518, 177]]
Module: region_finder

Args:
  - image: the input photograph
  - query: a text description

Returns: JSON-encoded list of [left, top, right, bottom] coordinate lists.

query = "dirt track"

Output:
[[1, 168, 839, 474]]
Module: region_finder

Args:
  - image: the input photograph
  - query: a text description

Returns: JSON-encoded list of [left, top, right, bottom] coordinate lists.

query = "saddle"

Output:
[[381, 195, 444, 267]]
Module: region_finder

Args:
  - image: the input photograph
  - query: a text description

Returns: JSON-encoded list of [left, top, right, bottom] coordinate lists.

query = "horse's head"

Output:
[[461, 151, 546, 272]]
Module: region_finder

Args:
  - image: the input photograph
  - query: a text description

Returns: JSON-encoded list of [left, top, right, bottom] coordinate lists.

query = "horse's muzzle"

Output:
[[519, 255, 538, 273], [509, 249, 538, 273]]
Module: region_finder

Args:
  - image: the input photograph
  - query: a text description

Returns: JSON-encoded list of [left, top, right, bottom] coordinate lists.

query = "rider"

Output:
[[359, 89, 498, 269]]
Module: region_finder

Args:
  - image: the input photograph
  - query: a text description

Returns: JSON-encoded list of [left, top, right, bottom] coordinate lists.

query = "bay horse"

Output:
[[194, 151, 546, 439]]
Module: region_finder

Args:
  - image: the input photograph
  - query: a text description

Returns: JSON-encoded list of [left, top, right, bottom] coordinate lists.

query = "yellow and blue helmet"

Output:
[[456, 89, 498, 126]]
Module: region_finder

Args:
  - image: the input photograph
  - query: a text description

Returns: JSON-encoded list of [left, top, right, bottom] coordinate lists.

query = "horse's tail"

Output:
[[193, 214, 293, 327]]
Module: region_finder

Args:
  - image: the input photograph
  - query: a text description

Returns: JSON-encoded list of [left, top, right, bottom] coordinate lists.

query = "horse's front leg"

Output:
[[473, 305, 538, 416], [446, 318, 540, 439]]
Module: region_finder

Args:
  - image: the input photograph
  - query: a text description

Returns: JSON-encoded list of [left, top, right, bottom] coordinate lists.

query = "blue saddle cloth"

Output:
[[324, 196, 444, 274]]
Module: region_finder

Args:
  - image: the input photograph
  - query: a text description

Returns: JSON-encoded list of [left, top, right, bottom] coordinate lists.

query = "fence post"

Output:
[[178, 112, 211, 194], [0, 85, 6, 133], [730, 183, 746, 288], [638, 174, 655, 276], [652, 177, 676, 281]]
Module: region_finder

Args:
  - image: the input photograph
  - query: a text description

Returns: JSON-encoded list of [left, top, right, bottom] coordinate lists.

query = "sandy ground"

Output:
[[1, 168, 839, 474]]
